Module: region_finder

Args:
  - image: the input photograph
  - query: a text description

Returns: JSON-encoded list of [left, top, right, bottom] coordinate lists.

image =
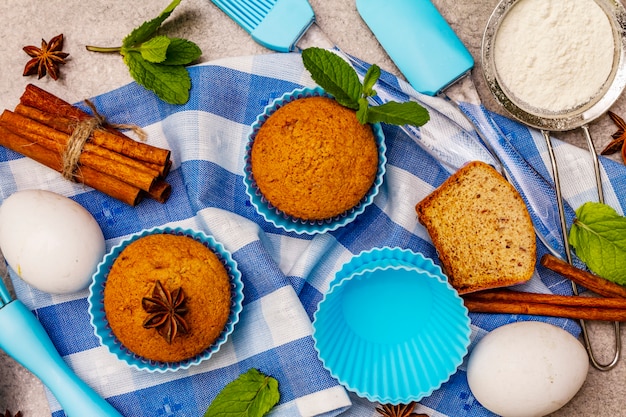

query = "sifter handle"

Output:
[[0, 300, 123, 417]]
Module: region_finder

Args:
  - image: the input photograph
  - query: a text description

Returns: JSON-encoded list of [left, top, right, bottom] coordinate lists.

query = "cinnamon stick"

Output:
[[463, 298, 626, 322], [7, 109, 164, 176], [20, 84, 92, 122], [148, 179, 172, 203], [0, 124, 143, 206], [0, 84, 173, 205], [463, 289, 626, 309], [0, 111, 157, 192], [13, 102, 170, 166], [19, 84, 130, 140], [540, 254, 626, 298], [463, 289, 626, 322]]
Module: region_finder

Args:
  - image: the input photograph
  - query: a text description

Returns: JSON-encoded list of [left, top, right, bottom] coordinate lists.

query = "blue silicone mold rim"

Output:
[[87, 226, 244, 373], [243, 86, 387, 235]]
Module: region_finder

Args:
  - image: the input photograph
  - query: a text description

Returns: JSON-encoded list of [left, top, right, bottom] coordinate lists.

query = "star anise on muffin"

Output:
[[142, 280, 189, 344], [376, 402, 427, 417]]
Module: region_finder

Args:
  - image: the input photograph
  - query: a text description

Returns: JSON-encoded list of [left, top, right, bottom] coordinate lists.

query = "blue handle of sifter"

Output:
[[0, 299, 124, 417]]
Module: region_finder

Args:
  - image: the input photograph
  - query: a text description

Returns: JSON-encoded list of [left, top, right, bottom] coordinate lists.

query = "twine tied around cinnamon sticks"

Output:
[[0, 84, 172, 206], [61, 99, 147, 181]]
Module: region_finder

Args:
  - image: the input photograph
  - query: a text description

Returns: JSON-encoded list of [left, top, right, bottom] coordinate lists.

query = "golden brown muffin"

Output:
[[103, 233, 231, 363], [250, 96, 379, 221], [415, 161, 536, 294]]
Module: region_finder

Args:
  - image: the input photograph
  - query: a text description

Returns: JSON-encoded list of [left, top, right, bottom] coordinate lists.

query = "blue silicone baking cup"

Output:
[[243, 86, 387, 235], [87, 226, 244, 373], [313, 248, 471, 404]]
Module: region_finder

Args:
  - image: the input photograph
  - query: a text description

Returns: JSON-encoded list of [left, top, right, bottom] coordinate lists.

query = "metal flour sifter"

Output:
[[482, 0, 626, 370]]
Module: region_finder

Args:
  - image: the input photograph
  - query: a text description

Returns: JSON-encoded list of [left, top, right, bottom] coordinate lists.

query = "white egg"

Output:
[[467, 321, 588, 417], [0, 189, 106, 294]]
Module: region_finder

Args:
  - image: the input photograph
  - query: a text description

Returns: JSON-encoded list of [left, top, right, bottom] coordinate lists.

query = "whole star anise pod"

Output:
[[3, 410, 23, 417], [22, 33, 69, 81], [602, 111, 626, 164], [375, 402, 428, 417], [142, 280, 189, 344]]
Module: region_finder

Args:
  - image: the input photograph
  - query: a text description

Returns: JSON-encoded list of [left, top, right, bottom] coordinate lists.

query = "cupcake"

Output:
[[244, 87, 386, 234], [88, 227, 243, 372]]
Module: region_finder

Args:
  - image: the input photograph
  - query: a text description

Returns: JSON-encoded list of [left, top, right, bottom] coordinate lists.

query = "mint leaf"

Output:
[[204, 368, 280, 417], [136, 35, 171, 63], [302, 47, 361, 109], [362, 64, 380, 97], [569, 201, 626, 285], [356, 97, 369, 124], [162, 38, 202, 65], [301, 47, 429, 128], [366, 101, 430, 126], [123, 0, 181, 47], [123, 51, 191, 104], [86, 0, 200, 104]]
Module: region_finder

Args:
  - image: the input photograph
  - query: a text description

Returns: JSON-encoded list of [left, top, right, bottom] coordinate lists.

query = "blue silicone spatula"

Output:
[[0, 278, 123, 417], [356, 0, 474, 96]]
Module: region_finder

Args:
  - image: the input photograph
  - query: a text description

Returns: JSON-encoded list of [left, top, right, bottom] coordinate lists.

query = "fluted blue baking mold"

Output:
[[243, 87, 387, 235], [313, 248, 471, 404], [88, 227, 244, 373]]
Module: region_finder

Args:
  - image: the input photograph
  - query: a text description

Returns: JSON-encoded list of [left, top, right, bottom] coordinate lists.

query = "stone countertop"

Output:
[[0, 0, 625, 415]]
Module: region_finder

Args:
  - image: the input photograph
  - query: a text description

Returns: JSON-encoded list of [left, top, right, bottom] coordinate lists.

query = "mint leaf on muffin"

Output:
[[302, 47, 429, 127], [203, 368, 280, 417], [301, 47, 362, 109]]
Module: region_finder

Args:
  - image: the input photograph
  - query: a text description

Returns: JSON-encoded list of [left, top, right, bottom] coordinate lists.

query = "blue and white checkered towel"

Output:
[[1, 52, 625, 417]]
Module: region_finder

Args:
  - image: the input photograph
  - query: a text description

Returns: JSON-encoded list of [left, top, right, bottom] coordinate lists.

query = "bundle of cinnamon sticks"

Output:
[[463, 254, 626, 322], [0, 84, 172, 206]]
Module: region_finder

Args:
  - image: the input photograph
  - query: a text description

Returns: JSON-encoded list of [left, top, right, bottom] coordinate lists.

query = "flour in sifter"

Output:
[[494, 0, 614, 112]]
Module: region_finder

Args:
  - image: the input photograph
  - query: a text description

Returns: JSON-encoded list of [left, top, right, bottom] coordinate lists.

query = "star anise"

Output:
[[602, 111, 626, 156], [375, 402, 428, 417], [3, 410, 23, 417], [22, 33, 69, 81], [142, 280, 189, 344]]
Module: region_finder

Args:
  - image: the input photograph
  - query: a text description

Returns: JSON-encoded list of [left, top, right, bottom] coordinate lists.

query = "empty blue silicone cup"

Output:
[[313, 248, 471, 404]]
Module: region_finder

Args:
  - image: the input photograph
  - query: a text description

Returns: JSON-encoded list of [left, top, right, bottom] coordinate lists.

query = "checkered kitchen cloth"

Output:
[[1, 52, 625, 417]]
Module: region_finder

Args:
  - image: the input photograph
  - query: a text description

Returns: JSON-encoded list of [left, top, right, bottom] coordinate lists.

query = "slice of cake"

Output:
[[415, 161, 536, 294]]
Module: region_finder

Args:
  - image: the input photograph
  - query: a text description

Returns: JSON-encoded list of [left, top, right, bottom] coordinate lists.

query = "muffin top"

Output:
[[103, 233, 232, 363], [250, 96, 379, 220]]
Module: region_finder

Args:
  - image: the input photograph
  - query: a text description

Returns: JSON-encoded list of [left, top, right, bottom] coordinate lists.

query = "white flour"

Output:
[[494, 0, 615, 112]]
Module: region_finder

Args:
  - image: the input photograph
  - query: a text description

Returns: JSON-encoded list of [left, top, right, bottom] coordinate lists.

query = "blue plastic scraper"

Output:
[[356, 0, 474, 96]]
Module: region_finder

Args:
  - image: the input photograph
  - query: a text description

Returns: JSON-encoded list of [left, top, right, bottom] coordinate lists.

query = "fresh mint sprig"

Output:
[[301, 47, 429, 127], [203, 368, 280, 417], [569, 201, 626, 285], [85, 0, 201, 105]]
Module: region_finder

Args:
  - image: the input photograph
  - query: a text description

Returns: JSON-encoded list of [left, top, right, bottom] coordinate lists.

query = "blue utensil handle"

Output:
[[0, 300, 123, 417], [356, 0, 474, 96]]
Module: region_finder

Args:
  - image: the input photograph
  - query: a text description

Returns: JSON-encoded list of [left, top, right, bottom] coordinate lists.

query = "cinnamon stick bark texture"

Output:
[[540, 254, 626, 298], [463, 299, 626, 322], [463, 289, 626, 322], [0, 125, 143, 206], [0, 84, 172, 206], [13, 103, 170, 166]]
